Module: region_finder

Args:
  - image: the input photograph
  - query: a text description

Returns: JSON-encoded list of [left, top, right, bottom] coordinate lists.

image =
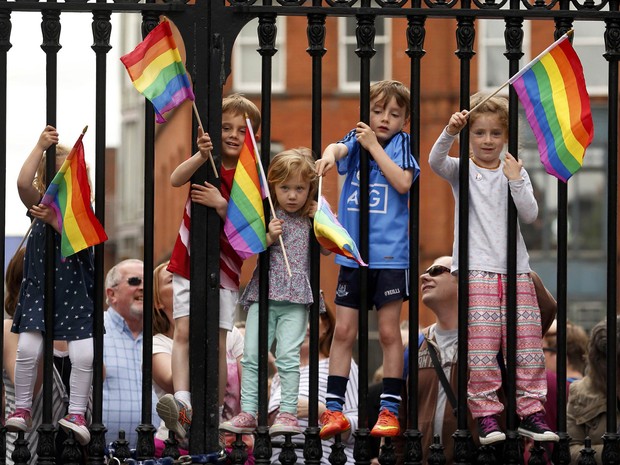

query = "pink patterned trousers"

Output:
[[467, 270, 547, 419]]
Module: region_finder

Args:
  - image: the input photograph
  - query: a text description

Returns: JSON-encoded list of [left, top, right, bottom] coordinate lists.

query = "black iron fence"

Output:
[[0, 0, 618, 464]]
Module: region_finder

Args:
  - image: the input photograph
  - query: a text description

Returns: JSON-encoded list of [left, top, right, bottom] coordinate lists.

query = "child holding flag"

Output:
[[6, 125, 95, 446], [157, 94, 261, 440], [219, 147, 327, 436], [428, 93, 559, 444], [315, 80, 420, 438]]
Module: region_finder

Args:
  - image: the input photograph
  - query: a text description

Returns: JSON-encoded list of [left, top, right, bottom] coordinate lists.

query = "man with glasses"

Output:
[[103, 258, 158, 447], [405, 256, 556, 464]]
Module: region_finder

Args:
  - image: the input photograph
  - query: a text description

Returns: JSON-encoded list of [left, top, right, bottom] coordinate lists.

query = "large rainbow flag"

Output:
[[314, 196, 367, 267], [120, 19, 194, 124], [509, 31, 593, 182], [41, 129, 108, 257], [224, 119, 267, 260]]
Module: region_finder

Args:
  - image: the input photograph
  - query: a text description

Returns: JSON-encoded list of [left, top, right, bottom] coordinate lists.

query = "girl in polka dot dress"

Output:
[[6, 126, 94, 446]]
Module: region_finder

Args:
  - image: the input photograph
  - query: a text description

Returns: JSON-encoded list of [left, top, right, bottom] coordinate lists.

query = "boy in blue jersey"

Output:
[[315, 80, 420, 438]]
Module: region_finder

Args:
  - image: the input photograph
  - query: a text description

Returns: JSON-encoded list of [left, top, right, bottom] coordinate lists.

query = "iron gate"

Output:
[[0, 0, 618, 464]]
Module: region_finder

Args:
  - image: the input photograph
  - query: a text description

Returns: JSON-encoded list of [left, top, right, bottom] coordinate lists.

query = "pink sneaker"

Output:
[[6, 408, 32, 432], [59, 413, 91, 445], [269, 412, 301, 437], [219, 412, 257, 434]]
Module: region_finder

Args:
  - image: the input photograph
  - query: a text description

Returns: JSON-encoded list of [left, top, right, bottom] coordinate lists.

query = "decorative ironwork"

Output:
[[403, 429, 423, 465], [87, 423, 107, 465], [35, 423, 55, 465], [378, 437, 397, 465], [258, 13, 278, 57], [328, 438, 348, 465], [277, 436, 299, 465], [355, 13, 376, 59], [12, 432, 30, 465], [60, 435, 82, 465], [604, 17, 620, 61], [41, 9, 61, 52], [91, 9, 112, 54], [307, 13, 327, 57], [0, 10, 11, 53], [302, 427, 323, 465], [254, 427, 272, 465], [405, 15, 426, 59], [427, 435, 446, 465], [504, 17, 524, 61]]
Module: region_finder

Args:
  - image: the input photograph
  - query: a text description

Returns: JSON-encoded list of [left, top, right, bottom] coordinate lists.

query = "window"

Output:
[[572, 21, 607, 96], [478, 20, 531, 91], [338, 14, 391, 92], [232, 15, 286, 93]]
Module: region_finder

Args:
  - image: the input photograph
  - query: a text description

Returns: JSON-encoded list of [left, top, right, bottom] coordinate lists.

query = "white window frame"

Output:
[[572, 20, 607, 96], [232, 16, 286, 94], [478, 20, 531, 93], [337, 15, 392, 93]]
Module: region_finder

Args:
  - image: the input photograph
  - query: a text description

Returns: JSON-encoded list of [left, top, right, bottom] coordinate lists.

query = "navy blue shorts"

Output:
[[334, 267, 409, 310]]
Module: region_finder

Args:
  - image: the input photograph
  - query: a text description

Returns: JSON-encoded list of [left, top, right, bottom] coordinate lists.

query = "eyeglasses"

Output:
[[424, 265, 451, 277], [115, 276, 142, 287]]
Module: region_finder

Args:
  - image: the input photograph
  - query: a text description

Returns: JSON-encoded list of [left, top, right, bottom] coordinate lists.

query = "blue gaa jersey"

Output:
[[336, 129, 419, 269]]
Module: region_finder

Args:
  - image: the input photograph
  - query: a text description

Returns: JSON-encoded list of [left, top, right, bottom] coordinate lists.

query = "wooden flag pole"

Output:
[[246, 118, 292, 278], [192, 102, 219, 179]]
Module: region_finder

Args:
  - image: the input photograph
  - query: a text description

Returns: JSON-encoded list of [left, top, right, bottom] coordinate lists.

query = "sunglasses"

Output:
[[125, 277, 143, 287], [424, 265, 451, 277]]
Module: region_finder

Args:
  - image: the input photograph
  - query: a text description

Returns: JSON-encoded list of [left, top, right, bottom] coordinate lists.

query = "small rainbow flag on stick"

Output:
[[314, 186, 367, 266], [41, 127, 108, 257], [509, 31, 593, 182], [120, 19, 194, 124], [224, 119, 268, 260]]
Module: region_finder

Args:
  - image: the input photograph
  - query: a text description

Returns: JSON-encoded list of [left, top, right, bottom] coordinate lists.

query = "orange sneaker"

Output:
[[370, 408, 400, 437], [319, 410, 350, 439]]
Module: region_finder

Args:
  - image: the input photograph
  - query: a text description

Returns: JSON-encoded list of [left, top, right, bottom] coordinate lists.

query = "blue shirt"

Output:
[[103, 308, 160, 447], [336, 129, 419, 269]]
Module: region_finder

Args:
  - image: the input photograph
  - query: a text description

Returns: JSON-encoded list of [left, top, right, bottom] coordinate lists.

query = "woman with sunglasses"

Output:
[[6, 126, 95, 446]]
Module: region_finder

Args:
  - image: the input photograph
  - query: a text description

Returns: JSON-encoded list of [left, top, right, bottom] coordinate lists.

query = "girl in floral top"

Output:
[[220, 147, 327, 437]]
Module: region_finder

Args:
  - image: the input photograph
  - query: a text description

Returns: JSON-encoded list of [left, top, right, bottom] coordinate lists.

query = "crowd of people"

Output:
[[2, 84, 612, 465]]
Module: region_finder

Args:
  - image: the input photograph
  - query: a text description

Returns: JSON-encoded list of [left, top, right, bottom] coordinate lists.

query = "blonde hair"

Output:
[[153, 261, 172, 336], [33, 144, 71, 195], [370, 80, 411, 120], [222, 93, 261, 135], [469, 92, 509, 134], [267, 147, 318, 217]]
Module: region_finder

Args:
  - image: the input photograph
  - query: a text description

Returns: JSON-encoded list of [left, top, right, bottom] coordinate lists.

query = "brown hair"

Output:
[[544, 320, 589, 376], [4, 248, 26, 317], [222, 93, 261, 135], [153, 261, 172, 336], [319, 301, 336, 358], [369, 80, 411, 120], [33, 144, 71, 195], [469, 92, 509, 134], [267, 147, 318, 217], [587, 315, 620, 395]]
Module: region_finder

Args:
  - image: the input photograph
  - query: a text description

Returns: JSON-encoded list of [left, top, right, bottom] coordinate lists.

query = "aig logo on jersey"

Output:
[[346, 178, 388, 214]]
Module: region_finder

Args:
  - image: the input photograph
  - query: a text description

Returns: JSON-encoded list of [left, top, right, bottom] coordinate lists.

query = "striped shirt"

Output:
[[268, 358, 359, 464], [168, 166, 242, 290]]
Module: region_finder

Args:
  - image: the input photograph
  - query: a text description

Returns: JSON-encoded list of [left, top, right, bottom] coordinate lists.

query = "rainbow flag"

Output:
[[509, 31, 594, 182], [41, 130, 108, 257], [224, 119, 267, 260], [313, 196, 367, 267], [120, 20, 194, 124]]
